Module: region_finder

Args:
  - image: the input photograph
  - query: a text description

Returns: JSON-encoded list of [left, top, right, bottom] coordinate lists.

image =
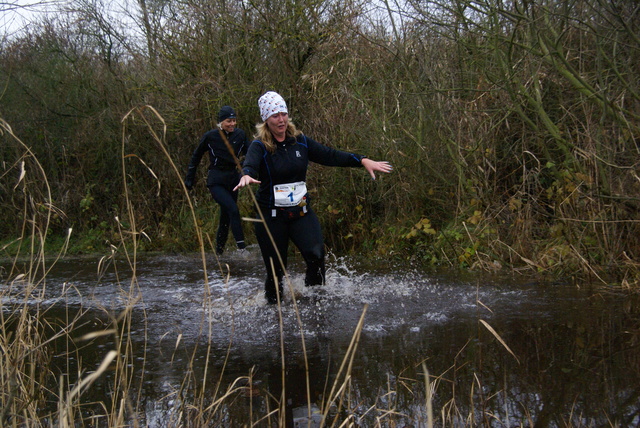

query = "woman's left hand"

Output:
[[362, 158, 393, 180]]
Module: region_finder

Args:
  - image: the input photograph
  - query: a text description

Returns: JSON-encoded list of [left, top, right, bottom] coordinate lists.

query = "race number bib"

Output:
[[273, 181, 307, 207]]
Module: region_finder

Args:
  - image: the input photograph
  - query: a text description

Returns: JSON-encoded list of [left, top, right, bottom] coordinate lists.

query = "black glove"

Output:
[[185, 163, 198, 191], [184, 178, 194, 191]]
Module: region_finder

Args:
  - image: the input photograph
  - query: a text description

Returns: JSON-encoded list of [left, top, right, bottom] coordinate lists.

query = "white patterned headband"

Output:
[[258, 91, 288, 121]]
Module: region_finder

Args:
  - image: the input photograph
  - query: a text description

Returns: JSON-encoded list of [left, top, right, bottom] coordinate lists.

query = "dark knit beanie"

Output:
[[217, 106, 236, 122]]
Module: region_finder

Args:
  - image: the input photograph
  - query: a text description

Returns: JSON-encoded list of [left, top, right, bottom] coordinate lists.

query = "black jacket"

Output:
[[185, 128, 248, 188], [242, 134, 365, 208]]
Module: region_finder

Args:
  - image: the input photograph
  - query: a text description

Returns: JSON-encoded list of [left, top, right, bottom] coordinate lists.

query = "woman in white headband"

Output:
[[235, 91, 392, 304]]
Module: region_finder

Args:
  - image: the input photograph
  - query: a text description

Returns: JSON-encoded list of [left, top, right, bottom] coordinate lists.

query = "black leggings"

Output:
[[254, 205, 325, 297], [209, 184, 245, 252]]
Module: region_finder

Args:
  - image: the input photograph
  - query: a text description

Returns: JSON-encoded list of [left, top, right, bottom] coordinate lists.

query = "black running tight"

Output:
[[254, 205, 325, 298], [208, 184, 245, 252]]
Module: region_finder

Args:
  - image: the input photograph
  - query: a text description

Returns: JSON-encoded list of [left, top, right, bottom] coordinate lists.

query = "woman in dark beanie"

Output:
[[234, 92, 392, 303], [185, 105, 249, 255]]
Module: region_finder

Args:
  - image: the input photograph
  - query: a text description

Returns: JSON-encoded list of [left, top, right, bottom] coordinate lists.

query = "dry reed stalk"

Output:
[[422, 362, 433, 428], [221, 110, 318, 425], [58, 350, 118, 427], [122, 107, 206, 418], [321, 304, 368, 426], [121, 106, 261, 427], [478, 320, 520, 364], [271, 259, 287, 426]]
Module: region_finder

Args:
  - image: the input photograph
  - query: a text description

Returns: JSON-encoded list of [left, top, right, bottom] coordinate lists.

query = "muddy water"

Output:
[[2, 248, 639, 426]]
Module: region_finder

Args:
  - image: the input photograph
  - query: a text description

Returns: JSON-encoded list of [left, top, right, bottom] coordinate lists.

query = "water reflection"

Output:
[[2, 250, 639, 426]]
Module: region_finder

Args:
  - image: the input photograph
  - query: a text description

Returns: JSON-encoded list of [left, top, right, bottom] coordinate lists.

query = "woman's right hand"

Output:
[[233, 175, 261, 191]]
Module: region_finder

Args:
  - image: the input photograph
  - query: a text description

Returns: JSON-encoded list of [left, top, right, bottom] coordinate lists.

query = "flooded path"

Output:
[[2, 248, 639, 426]]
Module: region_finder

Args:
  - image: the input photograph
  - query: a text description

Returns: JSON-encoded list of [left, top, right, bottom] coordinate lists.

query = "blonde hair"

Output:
[[255, 121, 302, 153]]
